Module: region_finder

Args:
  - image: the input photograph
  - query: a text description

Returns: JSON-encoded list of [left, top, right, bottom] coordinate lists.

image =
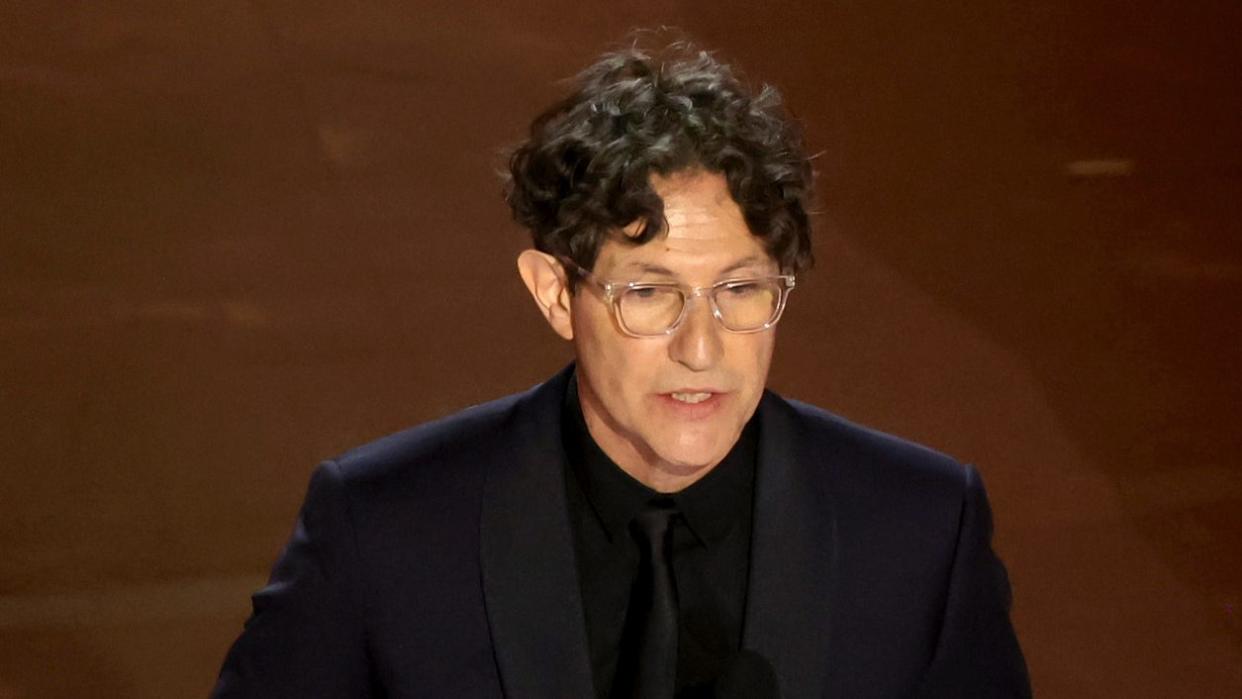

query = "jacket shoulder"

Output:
[[328, 380, 550, 497], [770, 393, 973, 502]]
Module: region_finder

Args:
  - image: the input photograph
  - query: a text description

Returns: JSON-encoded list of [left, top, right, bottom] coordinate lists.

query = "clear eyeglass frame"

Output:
[[560, 258, 797, 338]]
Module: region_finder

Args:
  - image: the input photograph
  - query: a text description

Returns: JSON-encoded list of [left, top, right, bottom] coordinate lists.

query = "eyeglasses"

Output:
[[562, 259, 796, 337]]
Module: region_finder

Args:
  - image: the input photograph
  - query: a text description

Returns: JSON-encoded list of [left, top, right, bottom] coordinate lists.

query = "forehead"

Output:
[[597, 171, 774, 277]]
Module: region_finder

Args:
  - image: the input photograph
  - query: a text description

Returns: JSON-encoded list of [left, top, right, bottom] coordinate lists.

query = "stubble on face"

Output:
[[571, 170, 779, 493]]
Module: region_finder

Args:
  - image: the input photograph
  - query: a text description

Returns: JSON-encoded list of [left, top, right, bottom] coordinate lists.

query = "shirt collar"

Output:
[[563, 372, 757, 546]]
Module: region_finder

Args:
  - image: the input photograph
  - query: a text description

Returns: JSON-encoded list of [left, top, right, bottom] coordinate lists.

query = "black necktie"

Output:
[[614, 499, 680, 699]]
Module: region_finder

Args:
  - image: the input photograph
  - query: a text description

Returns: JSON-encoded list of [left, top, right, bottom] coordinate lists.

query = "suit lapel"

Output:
[[480, 366, 595, 698], [743, 392, 838, 697]]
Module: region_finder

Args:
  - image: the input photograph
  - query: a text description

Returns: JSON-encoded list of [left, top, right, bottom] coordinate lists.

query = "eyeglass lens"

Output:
[[617, 280, 783, 335]]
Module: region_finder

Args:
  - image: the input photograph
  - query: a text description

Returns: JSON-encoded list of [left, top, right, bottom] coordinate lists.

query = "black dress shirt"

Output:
[[563, 375, 758, 698]]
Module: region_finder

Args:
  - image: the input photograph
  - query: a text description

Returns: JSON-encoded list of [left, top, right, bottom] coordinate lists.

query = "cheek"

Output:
[[574, 311, 662, 405], [572, 304, 616, 365], [730, 333, 776, 383], [609, 344, 667, 406]]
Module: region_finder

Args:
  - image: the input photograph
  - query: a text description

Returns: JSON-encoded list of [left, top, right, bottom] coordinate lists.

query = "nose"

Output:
[[668, 294, 723, 371]]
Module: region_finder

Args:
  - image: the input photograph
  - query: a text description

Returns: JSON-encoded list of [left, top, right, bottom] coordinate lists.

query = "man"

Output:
[[212, 39, 1030, 698]]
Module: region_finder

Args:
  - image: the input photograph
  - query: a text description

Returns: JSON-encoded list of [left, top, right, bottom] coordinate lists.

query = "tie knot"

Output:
[[631, 498, 679, 552]]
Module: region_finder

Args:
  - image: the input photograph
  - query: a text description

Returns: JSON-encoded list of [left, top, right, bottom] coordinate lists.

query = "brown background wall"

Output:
[[2, 2, 1239, 697]]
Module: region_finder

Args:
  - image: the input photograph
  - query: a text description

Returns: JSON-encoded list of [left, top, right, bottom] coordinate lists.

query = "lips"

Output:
[[662, 387, 724, 400], [656, 389, 728, 419]]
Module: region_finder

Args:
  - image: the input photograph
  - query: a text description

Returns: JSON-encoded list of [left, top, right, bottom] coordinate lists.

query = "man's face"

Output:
[[571, 169, 779, 491]]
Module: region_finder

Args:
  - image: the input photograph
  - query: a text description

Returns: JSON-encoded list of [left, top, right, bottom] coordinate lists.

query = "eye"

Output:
[[722, 281, 761, 297], [629, 286, 660, 299]]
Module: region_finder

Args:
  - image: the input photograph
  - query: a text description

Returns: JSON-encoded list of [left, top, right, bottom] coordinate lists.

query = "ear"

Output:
[[517, 249, 574, 340]]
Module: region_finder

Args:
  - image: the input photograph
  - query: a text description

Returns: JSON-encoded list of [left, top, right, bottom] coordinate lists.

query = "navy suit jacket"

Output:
[[212, 365, 1030, 697]]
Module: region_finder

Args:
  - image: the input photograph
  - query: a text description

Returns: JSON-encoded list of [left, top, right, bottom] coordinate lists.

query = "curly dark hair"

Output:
[[504, 36, 815, 284]]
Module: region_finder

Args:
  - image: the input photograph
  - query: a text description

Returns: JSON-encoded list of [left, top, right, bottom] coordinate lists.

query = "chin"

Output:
[[653, 431, 734, 473]]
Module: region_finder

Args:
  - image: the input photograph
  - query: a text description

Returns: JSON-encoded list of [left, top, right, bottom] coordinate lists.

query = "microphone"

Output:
[[713, 649, 780, 698]]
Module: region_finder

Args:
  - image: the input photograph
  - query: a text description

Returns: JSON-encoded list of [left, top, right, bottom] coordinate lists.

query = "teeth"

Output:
[[670, 392, 712, 404]]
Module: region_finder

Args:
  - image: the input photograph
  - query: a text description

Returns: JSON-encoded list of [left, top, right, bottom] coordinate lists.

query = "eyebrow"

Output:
[[617, 261, 676, 275], [719, 255, 769, 275], [615, 255, 770, 278]]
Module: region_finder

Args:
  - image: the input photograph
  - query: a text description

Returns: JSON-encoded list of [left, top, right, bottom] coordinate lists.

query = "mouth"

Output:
[[668, 391, 714, 404], [657, 389, 728, 417]]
